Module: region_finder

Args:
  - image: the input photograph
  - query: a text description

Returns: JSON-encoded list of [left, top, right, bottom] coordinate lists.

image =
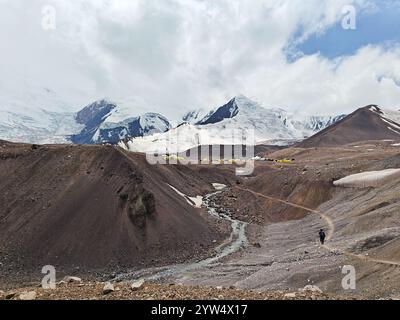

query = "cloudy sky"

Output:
[[1, 0, 400, 119]]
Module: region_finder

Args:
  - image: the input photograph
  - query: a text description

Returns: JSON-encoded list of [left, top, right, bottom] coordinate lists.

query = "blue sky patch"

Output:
[[286, 3, 400, 61]]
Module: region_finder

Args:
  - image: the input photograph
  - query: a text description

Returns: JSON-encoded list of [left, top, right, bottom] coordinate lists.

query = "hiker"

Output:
[[319, 229, 326, 245]]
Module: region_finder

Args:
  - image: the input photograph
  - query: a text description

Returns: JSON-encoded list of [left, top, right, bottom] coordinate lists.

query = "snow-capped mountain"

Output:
[[86, 112, 171, 144], [0, 71, 174, 144], [70, 100, 116, 144], [196, 95, 346, 133], [0, 86, 84, 144], [120, 95, 346, 153], [70, 100, 171, 144], [0, 93, 171, 144], [0, 109, 83, 144]]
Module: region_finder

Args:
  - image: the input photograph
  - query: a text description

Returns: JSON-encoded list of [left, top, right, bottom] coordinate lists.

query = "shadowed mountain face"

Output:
[[197, 98, 240, 125], [298, 105, 400, 147], [0, 141, 234, 285], [71, 100, 116, 144]]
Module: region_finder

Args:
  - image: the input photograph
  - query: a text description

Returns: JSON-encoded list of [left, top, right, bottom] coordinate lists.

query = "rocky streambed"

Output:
[[113, 189, 249, 283]]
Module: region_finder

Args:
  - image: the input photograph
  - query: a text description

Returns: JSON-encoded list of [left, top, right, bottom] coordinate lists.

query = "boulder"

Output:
[[60, 276, 82, 284], [102, 282, 115, 295], [130, 278, 145, 291], [19, 291, 37, 300], [284, 293, 297, 298]]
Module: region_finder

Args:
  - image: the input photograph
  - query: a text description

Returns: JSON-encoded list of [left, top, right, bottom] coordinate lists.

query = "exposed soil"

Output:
[[2, 139, 400, 299], [0, 142, 235, 288], [169, 141, 400, 299]]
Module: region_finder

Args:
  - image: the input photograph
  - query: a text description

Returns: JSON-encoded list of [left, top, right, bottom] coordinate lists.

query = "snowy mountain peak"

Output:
[[197, 96, 260, 125], [76, 99, 116, 125], [72, 102, 171, 144], [197, 95, 286, 126], [232, 95, 260, 111], [197, 98, 238, 125]]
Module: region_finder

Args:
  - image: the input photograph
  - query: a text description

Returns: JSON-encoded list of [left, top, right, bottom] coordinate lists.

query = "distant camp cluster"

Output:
[[160, 154, 294, 165], [161, 154, 246, 164], [251, 156, 294, 164]]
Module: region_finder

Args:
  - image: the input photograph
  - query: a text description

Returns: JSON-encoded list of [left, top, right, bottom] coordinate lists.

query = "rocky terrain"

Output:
[[168, 140, 400, 299], [1, 138, 400, 300], [0, 280, 351, 301]]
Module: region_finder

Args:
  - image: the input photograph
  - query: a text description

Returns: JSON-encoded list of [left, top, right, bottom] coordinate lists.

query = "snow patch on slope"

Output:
[[333, 169, 400, 188], [370, 106, 400, 135], [168, 184, 203, 208], [212, 183, 227, 190]]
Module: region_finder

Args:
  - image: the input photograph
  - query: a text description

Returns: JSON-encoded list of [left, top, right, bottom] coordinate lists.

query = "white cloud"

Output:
[[1, 0, 399, 119]]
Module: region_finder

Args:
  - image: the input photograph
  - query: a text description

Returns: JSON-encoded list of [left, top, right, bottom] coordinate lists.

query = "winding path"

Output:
[[115, 145, 400, 269], [237, 187, 400, 267]]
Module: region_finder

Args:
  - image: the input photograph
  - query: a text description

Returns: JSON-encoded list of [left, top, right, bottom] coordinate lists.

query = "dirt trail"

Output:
[[237, 187, 400, 267]]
